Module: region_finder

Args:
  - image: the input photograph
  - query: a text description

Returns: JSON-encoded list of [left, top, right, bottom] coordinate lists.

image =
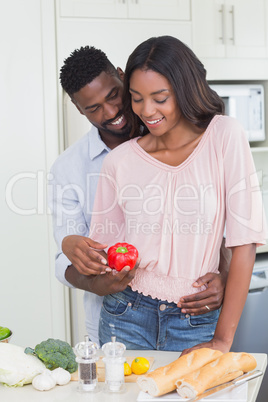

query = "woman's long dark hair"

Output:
[[122, 36, 224, 137]]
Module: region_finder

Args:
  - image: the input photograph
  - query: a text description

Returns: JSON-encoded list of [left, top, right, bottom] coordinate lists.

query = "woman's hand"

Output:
[[177, 272, 226, 315], [180, 338, 231, 357], [62, 235, 109, 275]]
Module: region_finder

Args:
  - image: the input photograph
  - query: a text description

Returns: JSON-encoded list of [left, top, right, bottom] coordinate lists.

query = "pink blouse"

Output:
[[90, 115, 267, 302]]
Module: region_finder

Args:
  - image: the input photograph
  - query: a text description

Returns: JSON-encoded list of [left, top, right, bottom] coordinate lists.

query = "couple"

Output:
[[50, 36, 266, 355]]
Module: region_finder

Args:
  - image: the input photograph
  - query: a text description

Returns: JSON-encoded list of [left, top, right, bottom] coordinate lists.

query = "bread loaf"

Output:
[[136, 348, 222, 397], [176, 352, 257, 398]]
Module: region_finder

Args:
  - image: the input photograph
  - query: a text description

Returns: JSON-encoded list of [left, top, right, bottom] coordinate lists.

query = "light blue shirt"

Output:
[[48, 125, 110, 344]]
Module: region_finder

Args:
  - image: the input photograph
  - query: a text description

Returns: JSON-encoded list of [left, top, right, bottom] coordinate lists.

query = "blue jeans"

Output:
[[99, 286, 219, 351]]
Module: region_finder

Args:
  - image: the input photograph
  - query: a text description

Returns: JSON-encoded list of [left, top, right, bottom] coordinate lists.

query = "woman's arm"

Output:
[[181, 243, 256, 355], [212, 243, 256, 351]]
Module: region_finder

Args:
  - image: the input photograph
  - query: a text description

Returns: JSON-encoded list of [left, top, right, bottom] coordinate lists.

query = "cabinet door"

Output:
[[57, 18, 192, 71], [192, 0, 267, 59], [192, 0, 226, 58], [225, 0, 267, 58], [59, 0, 190, 21], [128, 0, 190, 21], [59, 0, 127, 18]]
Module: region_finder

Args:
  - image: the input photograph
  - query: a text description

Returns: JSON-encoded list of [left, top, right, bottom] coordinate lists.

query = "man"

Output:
[[49, 46, 230, 345]]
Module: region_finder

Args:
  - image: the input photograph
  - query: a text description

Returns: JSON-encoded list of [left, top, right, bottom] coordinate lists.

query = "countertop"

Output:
[[0, 350, 267, 402]]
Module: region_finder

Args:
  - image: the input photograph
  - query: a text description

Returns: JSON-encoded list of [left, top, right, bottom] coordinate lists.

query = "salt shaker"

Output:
[[74, 335, 99, 392], [102, 336, 126, 393]]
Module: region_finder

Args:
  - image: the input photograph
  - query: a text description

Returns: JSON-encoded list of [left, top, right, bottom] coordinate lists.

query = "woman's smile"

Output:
[[145, 116, 165, 127]]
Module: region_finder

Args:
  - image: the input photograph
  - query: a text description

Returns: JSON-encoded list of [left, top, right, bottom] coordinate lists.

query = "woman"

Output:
[[89, 36, 267, 353]]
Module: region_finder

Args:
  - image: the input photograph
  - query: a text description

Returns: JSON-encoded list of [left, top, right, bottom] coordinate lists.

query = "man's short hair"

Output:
[[59, 46, 118, 96]]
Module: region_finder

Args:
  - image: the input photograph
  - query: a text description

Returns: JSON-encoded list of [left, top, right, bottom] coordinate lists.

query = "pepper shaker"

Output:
[[102, 336, 126, 393], [74, 335, 99, 392]]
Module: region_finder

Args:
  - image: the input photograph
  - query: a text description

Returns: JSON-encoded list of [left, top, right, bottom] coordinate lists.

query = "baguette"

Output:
[[176, 352, 257, 398], [136, 348, 222, 397]]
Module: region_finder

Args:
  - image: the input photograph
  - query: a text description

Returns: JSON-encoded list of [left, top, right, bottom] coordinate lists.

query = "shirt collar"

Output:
[[88, 125, 110, 160]]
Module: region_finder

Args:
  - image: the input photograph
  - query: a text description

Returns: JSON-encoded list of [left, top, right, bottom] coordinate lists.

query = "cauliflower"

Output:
[[25, 338, 78, 373], [0, 343, 45, 387]]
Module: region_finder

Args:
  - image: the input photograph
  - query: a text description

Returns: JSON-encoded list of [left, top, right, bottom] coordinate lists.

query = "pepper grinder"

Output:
[[74, 335, 99, 392], [102, 336, 126, 393]]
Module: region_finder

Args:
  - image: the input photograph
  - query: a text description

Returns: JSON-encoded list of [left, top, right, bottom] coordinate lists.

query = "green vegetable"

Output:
[[25, 338, 78, 373], [0, 326, 11, 340]]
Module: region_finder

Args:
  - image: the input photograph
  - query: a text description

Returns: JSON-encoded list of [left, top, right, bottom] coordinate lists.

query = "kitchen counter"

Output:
[[1, 350, 267, 402]]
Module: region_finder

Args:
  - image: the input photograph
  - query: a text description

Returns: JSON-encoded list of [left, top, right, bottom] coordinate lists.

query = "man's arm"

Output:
[[65, 262, 138, 296], [177, 238, 231, 315]]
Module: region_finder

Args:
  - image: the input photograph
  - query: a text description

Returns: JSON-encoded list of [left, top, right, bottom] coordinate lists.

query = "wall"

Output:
[[0, 0, 69, 347]]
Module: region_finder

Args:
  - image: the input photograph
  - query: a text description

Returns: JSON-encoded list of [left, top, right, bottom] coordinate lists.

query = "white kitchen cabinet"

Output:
[[59, 0, 190, 20], [192, 0, 267, 59], [56, 17, 192, 72], [59, 0, 127, 18]]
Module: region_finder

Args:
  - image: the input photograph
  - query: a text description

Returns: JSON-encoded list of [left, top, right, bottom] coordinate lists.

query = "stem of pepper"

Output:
[[115, 246, 129, 254]]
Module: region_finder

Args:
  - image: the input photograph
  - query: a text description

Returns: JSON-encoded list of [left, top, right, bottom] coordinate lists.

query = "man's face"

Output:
[[72, 70, 131, 138]]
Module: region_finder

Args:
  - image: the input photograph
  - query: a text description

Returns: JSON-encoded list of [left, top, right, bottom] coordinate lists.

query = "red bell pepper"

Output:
[[107, 242, 138, 271]]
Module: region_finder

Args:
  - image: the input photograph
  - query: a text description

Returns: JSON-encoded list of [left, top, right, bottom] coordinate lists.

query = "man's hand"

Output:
[[62, 235, 109, 275], [177, 272, 225, 315], [87, 264, 139, 296], [65, 260, 139, 295]]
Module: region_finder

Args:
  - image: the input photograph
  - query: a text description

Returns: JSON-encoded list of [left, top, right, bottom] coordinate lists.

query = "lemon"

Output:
[[131, 357, 150, 375], [124, 361, 132, 376]]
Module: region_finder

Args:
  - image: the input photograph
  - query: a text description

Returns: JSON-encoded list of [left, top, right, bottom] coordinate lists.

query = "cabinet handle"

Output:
[[229, 5, 235, 44], [218, 4, 225, 44]]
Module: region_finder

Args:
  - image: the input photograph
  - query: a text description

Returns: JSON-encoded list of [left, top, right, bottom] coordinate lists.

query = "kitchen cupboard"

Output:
[[59, 0, 191, 21], [56, 3, 192, 72], [192, 0, 267, 59]]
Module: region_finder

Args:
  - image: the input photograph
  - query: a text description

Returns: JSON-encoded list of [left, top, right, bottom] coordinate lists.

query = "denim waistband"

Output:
[[116, 286, 180, 311]]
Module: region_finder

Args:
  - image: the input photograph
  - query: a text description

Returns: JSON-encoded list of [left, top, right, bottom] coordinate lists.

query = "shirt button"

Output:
[[128, 302, 132, 307], [185, 314, 190, 318], [159, 304, 167, 311]]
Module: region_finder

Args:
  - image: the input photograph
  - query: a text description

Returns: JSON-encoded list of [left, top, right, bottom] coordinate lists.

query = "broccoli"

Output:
[[25, 338, 78, 373]]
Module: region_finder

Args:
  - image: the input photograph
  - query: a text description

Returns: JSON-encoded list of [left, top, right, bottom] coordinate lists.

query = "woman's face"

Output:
[[129, 69, 182, 136]]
